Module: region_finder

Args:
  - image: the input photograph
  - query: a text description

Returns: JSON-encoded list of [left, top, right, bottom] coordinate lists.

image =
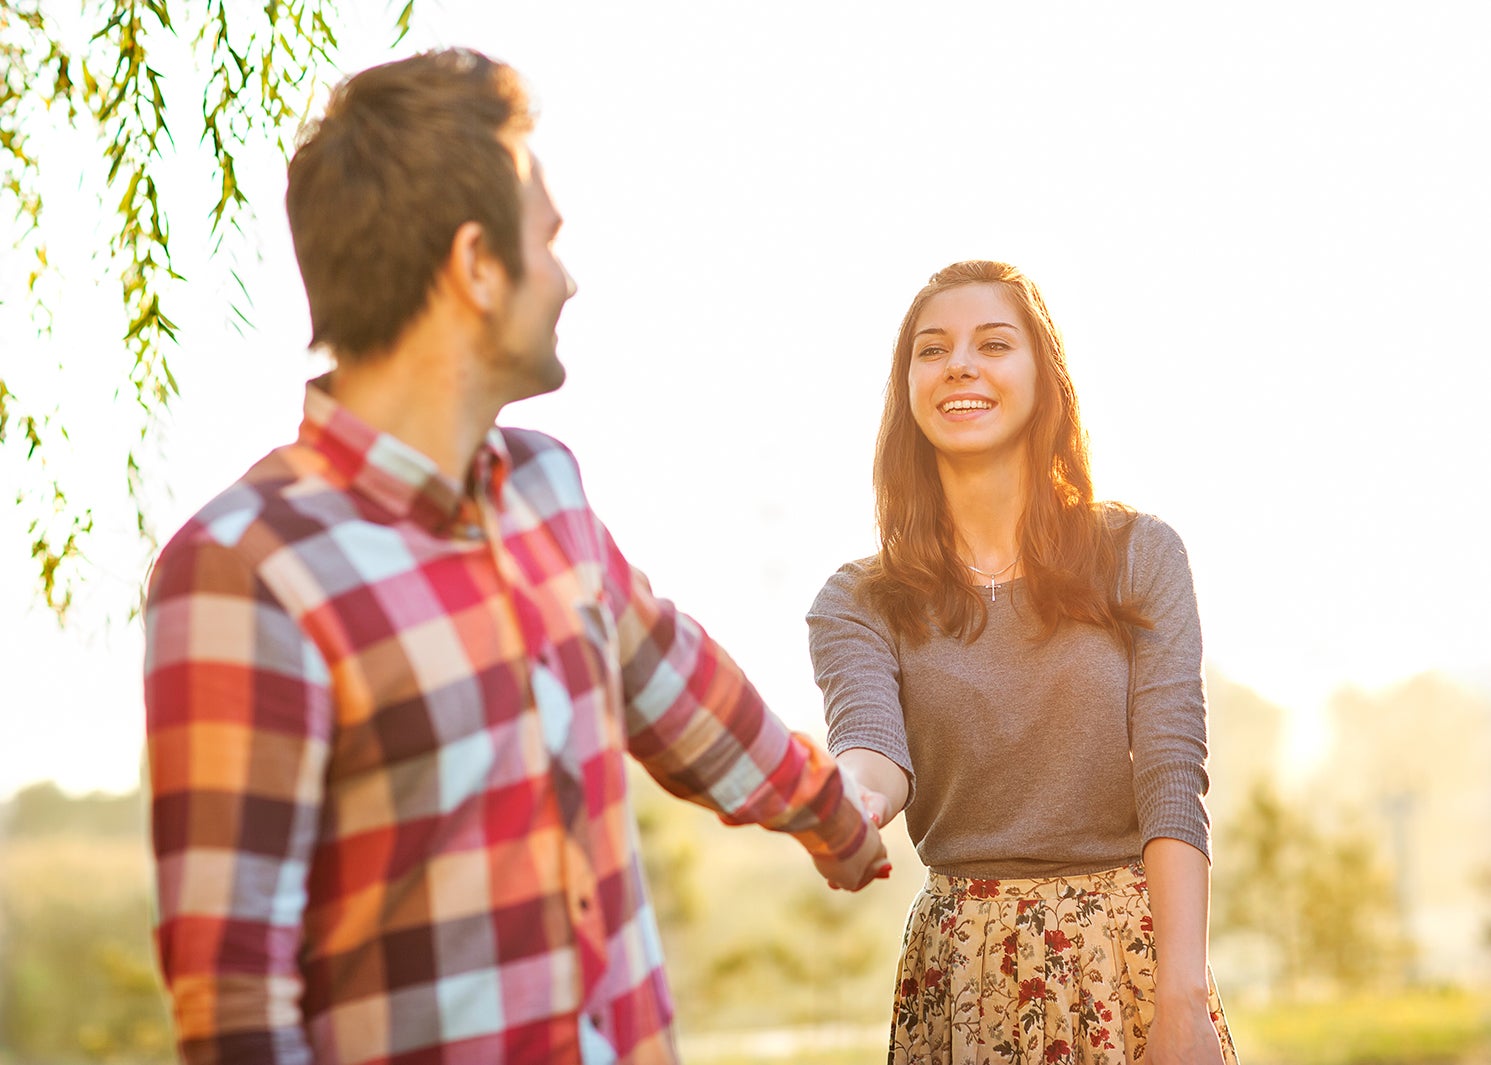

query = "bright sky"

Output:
[[2, 1, 1489, 798]]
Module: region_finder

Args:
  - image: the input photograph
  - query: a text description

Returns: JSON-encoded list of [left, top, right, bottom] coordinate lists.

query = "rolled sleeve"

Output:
[[607, 531, 869, 862]]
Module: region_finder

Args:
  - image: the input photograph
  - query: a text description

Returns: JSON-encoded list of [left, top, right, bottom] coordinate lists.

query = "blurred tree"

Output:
[[0, 779, 144, 837], [1215, 782, 1406, 996], [700, 882, 881, 1026], [630, 766, 704, 932], [1326, 674, 1491, 985], [1204, 666, 1288, 828], [0, 834, 169, 1062], [0, 0, 413, 619]]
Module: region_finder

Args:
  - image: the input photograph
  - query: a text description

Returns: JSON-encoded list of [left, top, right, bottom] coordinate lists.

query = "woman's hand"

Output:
[[1147, 996, 1226, 1065]]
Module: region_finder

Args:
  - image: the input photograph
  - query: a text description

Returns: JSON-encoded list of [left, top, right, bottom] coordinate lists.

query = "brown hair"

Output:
[[285, 49, 534, 359], [864, 260, 1150, 647]]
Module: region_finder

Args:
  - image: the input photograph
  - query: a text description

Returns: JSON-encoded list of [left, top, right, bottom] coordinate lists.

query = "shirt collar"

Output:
[[299, 376, 509, 531]]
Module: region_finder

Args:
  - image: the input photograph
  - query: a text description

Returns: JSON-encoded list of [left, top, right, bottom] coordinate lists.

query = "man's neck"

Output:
[[327, 328, 506, 484]]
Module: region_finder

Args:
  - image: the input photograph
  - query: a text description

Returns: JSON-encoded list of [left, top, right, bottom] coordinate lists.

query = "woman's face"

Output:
[[906, 283, 1040, 465]]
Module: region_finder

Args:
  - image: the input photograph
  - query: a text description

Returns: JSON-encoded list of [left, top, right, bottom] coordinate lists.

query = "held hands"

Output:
[[812, 763, 892, 891]]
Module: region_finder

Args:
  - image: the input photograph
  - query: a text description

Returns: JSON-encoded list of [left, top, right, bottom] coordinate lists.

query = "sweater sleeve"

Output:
[[805, 565, 916, 801], [1126, 516, 1212, 859]]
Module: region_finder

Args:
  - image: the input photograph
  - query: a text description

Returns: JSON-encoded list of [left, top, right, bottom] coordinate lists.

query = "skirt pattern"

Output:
[[890, 863, 1239, 1064]]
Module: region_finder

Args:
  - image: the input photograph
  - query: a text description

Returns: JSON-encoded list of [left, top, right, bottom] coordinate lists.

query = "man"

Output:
[[143, 49, 888, 1065]]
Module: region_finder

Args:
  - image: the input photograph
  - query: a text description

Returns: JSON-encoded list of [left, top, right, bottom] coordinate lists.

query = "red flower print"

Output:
[[1044, 929, 1073, 951], [1017, 898, 1039, 915], [1018, 978, 1046, 1005], [1003, 933, 1019, 954], [940, 914, 957, 934], [925, 967, 943, 988], [900, 977, 918, 998], [1089, 1028, 1110, 1047], [1139, 915, 1153, 933], [1000, 953, 1015, 976], [1044, 1040, 1070, 1062]]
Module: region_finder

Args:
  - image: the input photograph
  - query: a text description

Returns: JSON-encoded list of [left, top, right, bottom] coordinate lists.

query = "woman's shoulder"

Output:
[[1100, 503, 1187, 552], [810, 556, 880, 613], [1102, 507, 1195, 601]]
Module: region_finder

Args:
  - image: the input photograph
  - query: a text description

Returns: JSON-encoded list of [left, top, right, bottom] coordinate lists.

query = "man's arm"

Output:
[[145, 536, 332, 1065], [603, 536, 887, 890]]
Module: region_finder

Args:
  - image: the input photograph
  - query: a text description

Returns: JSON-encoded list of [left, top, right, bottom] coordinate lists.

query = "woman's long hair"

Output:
[[864, 261, 1150, 647]]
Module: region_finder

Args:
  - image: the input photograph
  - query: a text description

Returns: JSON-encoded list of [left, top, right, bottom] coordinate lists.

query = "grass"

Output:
[[677, 990, 1491, 1065], [1227, 988, 1491, 1065]]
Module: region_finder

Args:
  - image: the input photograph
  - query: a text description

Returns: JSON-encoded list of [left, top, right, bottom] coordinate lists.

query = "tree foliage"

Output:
[[0, 0, 413, 619], [1214, 782, 1410, 996]]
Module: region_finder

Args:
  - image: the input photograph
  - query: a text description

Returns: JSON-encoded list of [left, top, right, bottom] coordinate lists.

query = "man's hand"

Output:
[[813, 821, 891, 890]]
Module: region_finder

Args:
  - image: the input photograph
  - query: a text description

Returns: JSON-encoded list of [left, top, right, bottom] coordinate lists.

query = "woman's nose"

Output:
[[944, 347, 975, 379]]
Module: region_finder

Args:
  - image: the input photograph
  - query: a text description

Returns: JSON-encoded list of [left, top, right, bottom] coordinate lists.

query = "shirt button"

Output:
[[577, 896, 591, 912], [589, 1013, 604, 1030], [462, 523, 483, 539]]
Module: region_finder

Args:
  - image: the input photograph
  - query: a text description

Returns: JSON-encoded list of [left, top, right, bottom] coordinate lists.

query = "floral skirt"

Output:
[[889, 863, 1239, 1064]]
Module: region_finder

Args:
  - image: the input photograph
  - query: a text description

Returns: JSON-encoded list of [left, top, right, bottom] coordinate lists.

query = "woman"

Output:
[[808, 261, 1239, 1064]]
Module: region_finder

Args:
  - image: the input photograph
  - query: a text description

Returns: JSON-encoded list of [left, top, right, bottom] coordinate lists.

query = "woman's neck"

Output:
[[936, 451, 1026, 571]]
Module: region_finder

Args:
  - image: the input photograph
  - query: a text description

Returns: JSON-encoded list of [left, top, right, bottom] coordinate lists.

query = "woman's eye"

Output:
[[916, 346, 944, 359], [981, 341, 1009, 354]]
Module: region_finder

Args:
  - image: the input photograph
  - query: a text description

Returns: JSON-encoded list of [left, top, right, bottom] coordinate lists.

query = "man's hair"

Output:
[[285, 49, 534, 359]]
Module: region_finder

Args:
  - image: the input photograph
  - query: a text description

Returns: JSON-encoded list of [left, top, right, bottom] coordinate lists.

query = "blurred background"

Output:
[[2, 1, 1489, 1062]]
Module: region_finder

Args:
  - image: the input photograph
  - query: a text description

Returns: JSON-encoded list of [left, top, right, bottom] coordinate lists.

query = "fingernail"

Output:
[[870, 812, 881, 827], [876, 864, 893, 878]]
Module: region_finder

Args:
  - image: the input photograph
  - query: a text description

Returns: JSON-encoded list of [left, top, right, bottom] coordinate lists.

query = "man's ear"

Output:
[[444, 220, 510, 314]]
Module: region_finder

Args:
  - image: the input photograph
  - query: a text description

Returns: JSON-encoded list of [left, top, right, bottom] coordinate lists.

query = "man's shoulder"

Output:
[[499, 425, 572, 466], [495, 426, 591, 516], [152, 442, 342, 580]]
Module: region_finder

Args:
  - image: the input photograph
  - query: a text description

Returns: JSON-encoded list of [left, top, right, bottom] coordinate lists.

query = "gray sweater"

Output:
[[807, 514, 1211, 879]]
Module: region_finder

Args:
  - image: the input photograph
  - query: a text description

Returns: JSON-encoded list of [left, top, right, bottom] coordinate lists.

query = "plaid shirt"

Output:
[[144, 382, 869, 1065]]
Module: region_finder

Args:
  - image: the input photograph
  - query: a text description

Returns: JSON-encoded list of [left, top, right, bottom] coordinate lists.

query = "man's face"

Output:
[[486, 138, 576, 401]]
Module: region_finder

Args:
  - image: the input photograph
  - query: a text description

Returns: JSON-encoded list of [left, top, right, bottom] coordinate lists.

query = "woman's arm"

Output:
[[806, 567, 917, 826], [837, 747, 911, 827], [1143, 836, 1225, 1065]]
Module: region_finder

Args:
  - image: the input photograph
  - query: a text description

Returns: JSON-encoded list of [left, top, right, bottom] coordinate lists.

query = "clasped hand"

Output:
[[812, 764, 893, 891]]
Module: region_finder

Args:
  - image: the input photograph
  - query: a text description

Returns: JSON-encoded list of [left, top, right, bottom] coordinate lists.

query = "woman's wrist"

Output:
[[1154, 971, 1210, 1005]]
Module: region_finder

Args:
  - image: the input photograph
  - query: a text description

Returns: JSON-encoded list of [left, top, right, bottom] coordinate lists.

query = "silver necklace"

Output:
[[967, 557, 1019, 602]]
